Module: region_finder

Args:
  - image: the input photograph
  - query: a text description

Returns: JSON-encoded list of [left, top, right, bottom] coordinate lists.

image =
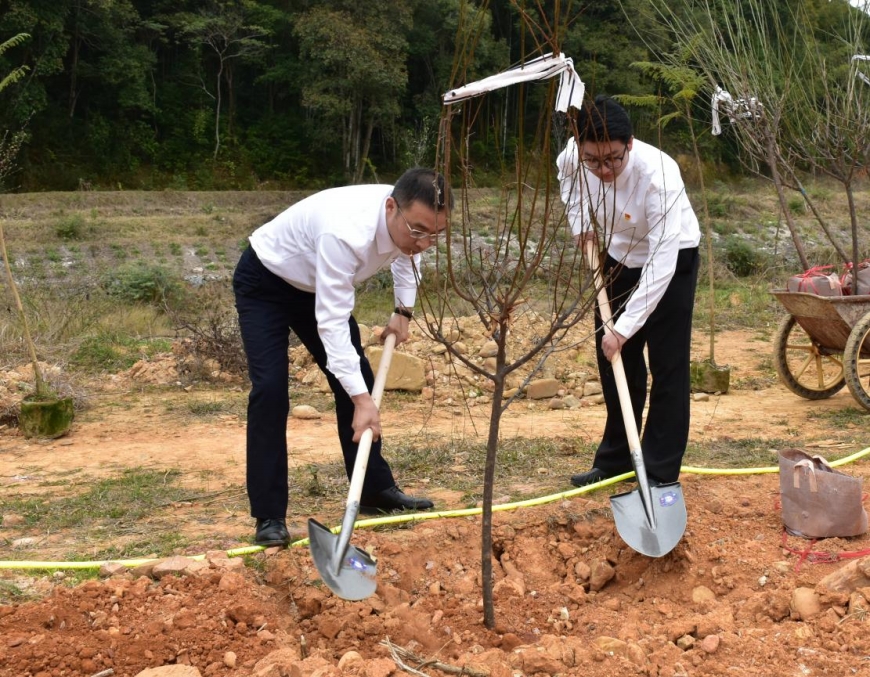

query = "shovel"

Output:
[[307, 332, 397, 600], [585, 241, 687, 558]]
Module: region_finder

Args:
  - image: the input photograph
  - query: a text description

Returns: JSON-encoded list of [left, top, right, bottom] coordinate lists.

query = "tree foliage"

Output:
[[0, 0, 864, 189]]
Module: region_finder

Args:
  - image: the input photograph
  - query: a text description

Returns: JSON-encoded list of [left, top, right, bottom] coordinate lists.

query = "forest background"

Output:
[[2, 0, 868, 193]]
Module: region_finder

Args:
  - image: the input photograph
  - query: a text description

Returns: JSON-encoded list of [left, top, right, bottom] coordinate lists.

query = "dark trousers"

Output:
[[592, 247, 699, 483], [232, 246, 395, 518]]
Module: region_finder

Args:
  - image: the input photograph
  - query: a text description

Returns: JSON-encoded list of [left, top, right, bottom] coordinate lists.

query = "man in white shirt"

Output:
[[556, 96, 701, 489], [233, 168, 452, 547]]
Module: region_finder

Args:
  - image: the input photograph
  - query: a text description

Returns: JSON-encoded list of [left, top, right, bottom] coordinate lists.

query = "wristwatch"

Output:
[[394, 306, 414, 319]]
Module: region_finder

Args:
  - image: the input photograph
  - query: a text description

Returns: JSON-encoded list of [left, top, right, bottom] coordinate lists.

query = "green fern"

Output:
[[0, 33, 30, 94]]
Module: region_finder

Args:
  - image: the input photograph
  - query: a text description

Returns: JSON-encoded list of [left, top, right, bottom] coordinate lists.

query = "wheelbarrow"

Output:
[[772, 290, 870, 410]]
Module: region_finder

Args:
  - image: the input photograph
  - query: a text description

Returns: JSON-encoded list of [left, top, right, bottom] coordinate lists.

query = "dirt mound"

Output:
[[3, 473, 870, 676]]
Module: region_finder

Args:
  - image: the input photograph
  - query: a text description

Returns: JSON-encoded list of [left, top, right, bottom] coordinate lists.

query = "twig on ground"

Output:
[[380, 638, 488, 677], [90, 669, 114, 677]]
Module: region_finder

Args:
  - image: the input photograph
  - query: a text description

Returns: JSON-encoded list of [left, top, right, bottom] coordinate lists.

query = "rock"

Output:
[[817, 554, 870, 593], [849, 590, 869, 614], [513, 645, 565, 675], [692, 585, 716, 603], [676, 634, 695, 650], [791, 587, 822, 620], [292, 405, 321, 420], [366, 348, 426, 391], [223, 651, 237, 668], [135, 666, 202, 677], [562, 395, 582, 409], [589, 560, 615, 592], [338, 650, 364, 670], [548, 397, 566, 410], [594, 636, 628, 656], [99, 562, 128, 578], [583, 380, 603, 396], [251, 648, 302, 677], [479, 341, 499, 357], [526, 378, 561, 400], [1, 513, 25, 527], [699, 634, 720, 654], [152, 556, 197, 579]]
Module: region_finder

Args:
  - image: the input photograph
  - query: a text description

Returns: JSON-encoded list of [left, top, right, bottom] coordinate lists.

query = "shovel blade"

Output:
[[610, 482, 687, 558], [307, 518, 378, 601]]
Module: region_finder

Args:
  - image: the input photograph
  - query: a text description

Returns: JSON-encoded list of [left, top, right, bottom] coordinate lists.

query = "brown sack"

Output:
[[778, 448, 868, 539]]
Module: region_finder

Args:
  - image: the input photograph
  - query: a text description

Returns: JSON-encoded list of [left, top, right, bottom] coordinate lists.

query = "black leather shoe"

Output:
[[360, 486, 435, 514], [254, 518, 290, 547], [570, 467, 612, 488]]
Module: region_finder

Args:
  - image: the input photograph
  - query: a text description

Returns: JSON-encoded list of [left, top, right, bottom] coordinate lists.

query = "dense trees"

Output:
[[0, 0, 866, 190]]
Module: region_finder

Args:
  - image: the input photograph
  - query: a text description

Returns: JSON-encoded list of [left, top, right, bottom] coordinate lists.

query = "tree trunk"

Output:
[[846, 181, 861, 294], [764, 129, 809, 270], [353, 118, 375, 184], [213, 61, 224, 160], [482, 372, 505, 630], [0, 221, 46, 397], [686, 107, 716, 363], [225, 62, 235, 141]]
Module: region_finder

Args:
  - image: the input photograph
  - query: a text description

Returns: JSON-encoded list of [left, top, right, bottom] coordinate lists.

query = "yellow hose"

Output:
[[2, 447, 868, 571]]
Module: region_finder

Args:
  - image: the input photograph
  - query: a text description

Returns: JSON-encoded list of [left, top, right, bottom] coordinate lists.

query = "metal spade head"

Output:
[[610, 482, 687, 558], [307, 517, 378, 601]]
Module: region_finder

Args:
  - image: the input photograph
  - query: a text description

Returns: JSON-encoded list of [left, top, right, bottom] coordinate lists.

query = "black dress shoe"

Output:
[[570, 467, 612, 488], [254, 518, 290, 547], [360, 486, 435, 514]]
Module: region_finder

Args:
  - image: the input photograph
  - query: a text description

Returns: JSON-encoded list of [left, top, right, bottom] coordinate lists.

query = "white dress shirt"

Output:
[[556, 138, 701, 339], [249, 184, 419, 397]]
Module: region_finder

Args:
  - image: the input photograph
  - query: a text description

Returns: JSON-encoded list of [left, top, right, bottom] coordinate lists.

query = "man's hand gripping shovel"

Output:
[[307, 333, 396, 600], [585, 241, 687, 557]]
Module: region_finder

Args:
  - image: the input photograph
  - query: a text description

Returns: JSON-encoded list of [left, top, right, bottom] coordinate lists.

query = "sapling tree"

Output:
[[641, 0, 870, 271], [418, 4, 598, 629], [0, 33, 51, 399], [616, 57, 726, 373]]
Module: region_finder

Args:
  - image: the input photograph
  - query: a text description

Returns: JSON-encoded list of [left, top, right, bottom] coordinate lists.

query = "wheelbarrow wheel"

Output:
[[843, 311, 870, 411], [774, 315, 845, 399]]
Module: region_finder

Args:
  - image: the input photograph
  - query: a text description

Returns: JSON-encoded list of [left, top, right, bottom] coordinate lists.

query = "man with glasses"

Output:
[[233, 168, 451, 547], [556, 95, 701, 490]]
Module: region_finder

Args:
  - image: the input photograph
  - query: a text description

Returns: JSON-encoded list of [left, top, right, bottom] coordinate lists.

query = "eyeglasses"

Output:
[[396, 203, 439, 241], [582, 146, 629, 171]]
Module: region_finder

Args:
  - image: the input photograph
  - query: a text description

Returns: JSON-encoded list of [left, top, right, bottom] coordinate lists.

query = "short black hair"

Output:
[[575, 95, 633, 145], [392, 168, 454, 211]]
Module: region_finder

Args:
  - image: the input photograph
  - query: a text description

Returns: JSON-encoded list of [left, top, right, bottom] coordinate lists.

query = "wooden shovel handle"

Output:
[[584, 241, 643, 455], [346, 332, 396, 506]]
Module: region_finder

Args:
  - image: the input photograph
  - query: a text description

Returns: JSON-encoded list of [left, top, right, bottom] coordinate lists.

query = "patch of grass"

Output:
[[82, 530, 190, 561], [806, 406, 869, 426], [683, 436, 791, 468], [788, 196, 806, 214], [70, 333, 173, 373], [55, 213, 87, 240], [181, 397, 244, 418], [0, 468, 192, 530], [285, 435, 595, 517], [102, 262, 183, 305]]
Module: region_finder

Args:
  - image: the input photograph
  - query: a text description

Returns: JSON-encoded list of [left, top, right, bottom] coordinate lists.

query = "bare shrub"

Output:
[[167, 281, 248, 382]]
